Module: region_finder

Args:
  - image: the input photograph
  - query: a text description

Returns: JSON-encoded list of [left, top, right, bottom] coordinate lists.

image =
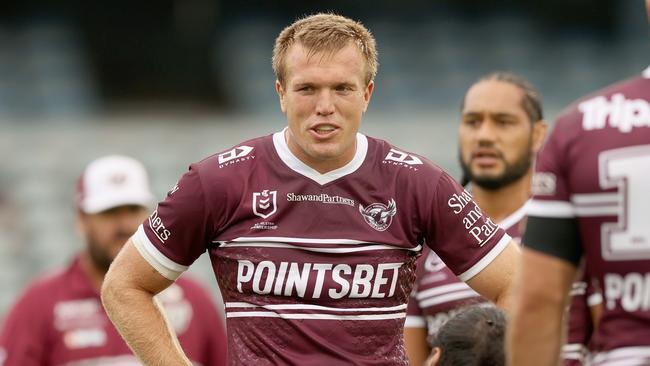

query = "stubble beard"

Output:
[[459, 145, 533, 191], [86, 238, 114, 274], [85, 231, 131, 274]]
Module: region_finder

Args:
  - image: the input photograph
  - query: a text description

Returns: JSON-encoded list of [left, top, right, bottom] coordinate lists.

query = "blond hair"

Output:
[[272, 13, 378, 87]]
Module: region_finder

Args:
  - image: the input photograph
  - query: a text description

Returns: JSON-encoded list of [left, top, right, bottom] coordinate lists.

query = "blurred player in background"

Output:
[[405, 72, 547, 365], [0, 155, 227, 366], [100, 13, 521, 365], [426, 305, 507, 366], [507, 2, 650, 361]]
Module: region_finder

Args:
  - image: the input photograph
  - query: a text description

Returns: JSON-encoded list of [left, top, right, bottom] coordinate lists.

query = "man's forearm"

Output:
[[102, 283, 192, 366], [506, 298, 564, 366], [466, 241, 520, 312], [506, 249, 575, 366]]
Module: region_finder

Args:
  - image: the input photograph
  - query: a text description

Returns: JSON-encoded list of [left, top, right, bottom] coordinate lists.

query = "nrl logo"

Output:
[[359, 199, 397, 231], [252, 190, 277, 219]]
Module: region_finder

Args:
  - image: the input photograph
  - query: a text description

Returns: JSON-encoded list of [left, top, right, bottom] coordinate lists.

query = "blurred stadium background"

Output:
[[0, 0, 648, 315]]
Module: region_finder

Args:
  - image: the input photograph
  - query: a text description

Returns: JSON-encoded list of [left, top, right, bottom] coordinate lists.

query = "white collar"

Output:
[[497, 201, 529, 230], [272, 128, 368, 185]]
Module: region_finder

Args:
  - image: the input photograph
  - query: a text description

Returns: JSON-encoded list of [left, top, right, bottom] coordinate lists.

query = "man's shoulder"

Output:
[[365, 135, 446, 179], [23, 267, 68, 294], [192, 134, 272, 172], [555, 74, 649, 129], [6, 266, 69, 314]]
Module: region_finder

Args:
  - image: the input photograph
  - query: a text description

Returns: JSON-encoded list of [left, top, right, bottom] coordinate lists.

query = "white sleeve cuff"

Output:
[[458, 234, 511, 282], [404, 315, 426, 328], [132, 225, 188, 280]]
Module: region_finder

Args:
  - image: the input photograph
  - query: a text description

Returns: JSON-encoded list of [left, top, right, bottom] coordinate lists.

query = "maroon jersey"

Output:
[[133, 131, 511, 365], [405, 205, 525, 337], [563, 264, 602, 366], [526, 68, 650, 365], [404, 249, 487, 336], [0, 257, 227, 366]]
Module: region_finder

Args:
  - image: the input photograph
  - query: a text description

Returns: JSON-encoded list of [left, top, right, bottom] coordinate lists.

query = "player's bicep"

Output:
[[465, 240, 519, 309], [518, 248, 577, 307], [106, 238, 174, 296]]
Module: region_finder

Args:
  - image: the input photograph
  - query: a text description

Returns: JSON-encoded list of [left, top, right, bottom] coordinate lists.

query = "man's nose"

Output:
[[476, 120, 498, 142], [315, 90, 335, 116]]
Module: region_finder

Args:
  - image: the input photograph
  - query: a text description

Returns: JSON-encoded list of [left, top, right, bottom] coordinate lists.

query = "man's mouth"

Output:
[[471, 150, 502, 167], [311, 124, 338, 137]]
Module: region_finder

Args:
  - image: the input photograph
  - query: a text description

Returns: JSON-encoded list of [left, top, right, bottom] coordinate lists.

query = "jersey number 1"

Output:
[[599, 144, 650, 260]]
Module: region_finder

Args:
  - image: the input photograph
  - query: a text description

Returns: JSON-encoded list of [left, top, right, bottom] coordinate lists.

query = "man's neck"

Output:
[[471, 172, 532, 224], [79, 252, 106, 291], [284, 128, 357, 174]]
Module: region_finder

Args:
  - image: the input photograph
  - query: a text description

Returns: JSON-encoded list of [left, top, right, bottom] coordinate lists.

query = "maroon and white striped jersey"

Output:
[[526, 67, 650, 366], [0, 257, 227, 366], [563, 264, 602, 366], [405, 204, 525, 337], [133, 130, 511, 365]]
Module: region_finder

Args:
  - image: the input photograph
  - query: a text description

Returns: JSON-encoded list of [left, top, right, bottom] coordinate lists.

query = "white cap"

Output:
[[76, 155, 154, 214]]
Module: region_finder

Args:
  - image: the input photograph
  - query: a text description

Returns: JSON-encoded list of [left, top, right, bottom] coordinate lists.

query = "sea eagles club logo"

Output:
[[359, 199, 397, 231], [253, 190, 277, 219]]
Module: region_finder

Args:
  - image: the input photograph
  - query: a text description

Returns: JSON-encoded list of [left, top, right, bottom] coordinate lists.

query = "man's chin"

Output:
[[308, 145, 345, 161], [470, 171, 507, 187], [471, 170, 504, 182]]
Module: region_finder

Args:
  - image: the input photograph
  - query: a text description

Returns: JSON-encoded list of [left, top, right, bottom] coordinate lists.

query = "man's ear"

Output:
[[532, 120, 549, 154], [276, 80, 287, 113], [426, 346, 442, 366], [362, 80, 374, 113], [75, 210, 87, 240]]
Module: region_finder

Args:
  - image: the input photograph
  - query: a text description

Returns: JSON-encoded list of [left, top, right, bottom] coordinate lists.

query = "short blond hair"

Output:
[[272, 13, 378, 87]]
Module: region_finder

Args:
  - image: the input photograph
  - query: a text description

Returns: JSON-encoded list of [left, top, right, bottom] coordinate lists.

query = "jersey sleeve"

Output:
[[524, 117, 583, 265], [133, 164, 217, 280], [0, 287, 50, 366], [426, 172, 511, 281]]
